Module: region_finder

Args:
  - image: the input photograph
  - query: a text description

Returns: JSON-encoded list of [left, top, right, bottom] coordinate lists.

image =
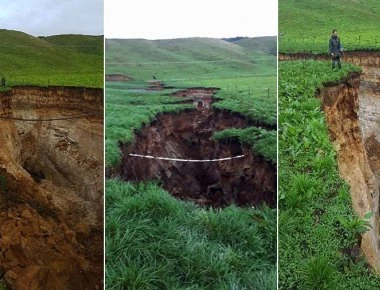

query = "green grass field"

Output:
[[278, 60, 380, 289], [279, 0, 380, 53], [106, 37, 276, 81], [0, 29, 103, 87], [106, 37, 277, 289]]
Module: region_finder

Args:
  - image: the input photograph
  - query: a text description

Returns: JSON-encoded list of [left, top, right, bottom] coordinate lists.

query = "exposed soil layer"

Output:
[[105, 73, 134, 82], [279, 51, 380, 64], [318, 74, 380, 272], [146, 80, 165, 91], [118, 108, 276, 208], [0, 87, 103, 289], [171, 87, 220, 97], [171, 87, 219, 110]]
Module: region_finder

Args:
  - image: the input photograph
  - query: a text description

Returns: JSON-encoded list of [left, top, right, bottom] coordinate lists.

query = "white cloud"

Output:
[[105, 0, 278, 39], [0, 0, 103, 36]]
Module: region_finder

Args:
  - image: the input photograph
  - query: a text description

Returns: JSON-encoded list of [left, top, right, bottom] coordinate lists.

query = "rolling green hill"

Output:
[[279, 0, 380, 52], [105, 37, 276, 83], [0, 29, 103, 87], [229, 36, 277, 56], [41, 34, 104, 55]]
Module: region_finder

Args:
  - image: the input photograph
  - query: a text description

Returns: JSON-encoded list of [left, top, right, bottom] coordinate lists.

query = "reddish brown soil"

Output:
[[170, 87, 220, 98], [118, 109, 276, 208], [0, 204, 100, 290], [105, 74, 134, 82], [146, 80, 165, 91], [171, 87, 219, 110], [0, 87, 103, 289], [278, 51, 380, 63]]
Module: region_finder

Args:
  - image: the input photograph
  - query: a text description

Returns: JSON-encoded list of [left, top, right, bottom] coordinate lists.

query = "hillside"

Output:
[[41, 34, 104, 55], [105, 37, 276, 82], [0, 29, 103, 87], [279, 0, 380, 52], [226, 36, 277, 55]]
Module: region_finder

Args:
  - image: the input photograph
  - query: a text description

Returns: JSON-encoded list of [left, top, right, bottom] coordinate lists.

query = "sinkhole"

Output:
[[0, 86, 104, 289], [119, 109, 276, 208]]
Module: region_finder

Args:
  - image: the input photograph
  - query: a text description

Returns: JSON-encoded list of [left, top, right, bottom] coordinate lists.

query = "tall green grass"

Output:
[[213, 127, 276, 162], [278, 60, 380, 289], [106, 180, 276, 289]]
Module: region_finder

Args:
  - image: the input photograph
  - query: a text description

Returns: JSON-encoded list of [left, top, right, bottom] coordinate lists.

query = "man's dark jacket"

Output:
[[329, 35, 341, 57]]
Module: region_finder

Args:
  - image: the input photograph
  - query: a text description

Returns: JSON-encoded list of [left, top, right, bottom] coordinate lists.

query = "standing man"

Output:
[[329, 29, 342, 70]]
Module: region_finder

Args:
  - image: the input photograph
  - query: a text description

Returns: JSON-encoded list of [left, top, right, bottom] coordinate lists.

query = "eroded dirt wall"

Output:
[[0, 87, 103, 289], [319, 74, 380, 272], [10, 86, 103, 113]]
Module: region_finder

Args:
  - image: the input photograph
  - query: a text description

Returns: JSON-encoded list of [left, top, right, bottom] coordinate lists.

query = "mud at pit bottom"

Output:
[[118, 110, 276, 208]]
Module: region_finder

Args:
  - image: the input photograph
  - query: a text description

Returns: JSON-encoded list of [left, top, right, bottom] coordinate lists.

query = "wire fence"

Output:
[[279, 33, 380, 52], [107, 57, 275, 65]]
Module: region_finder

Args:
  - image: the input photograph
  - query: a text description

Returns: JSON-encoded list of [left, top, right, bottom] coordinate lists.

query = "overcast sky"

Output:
[[105, 0, 278, 39], [0, 0, 103, 36]]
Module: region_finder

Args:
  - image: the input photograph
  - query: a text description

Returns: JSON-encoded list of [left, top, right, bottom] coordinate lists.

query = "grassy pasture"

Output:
[[279, 0, 380, 53], [0, 29, 103, 87], [105, 37, 276, 81]]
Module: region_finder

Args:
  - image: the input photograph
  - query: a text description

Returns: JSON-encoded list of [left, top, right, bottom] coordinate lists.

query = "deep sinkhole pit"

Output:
[[119, 108, 276, 208], [0, 86, 104, 289], [0, 87, 104, 205]]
